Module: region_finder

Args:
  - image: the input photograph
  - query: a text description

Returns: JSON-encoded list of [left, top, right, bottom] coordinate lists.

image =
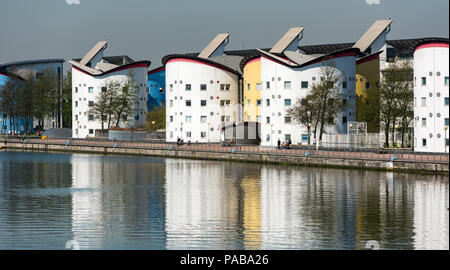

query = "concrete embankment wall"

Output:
[[1, 141, 448, 174]]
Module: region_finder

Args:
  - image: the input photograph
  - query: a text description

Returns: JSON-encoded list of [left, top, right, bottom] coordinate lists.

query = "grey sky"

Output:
[[1, 0, 448, 73]]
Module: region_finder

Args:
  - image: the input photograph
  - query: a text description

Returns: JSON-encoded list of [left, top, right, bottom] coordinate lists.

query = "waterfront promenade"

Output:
[[1, 138, 448, 174]]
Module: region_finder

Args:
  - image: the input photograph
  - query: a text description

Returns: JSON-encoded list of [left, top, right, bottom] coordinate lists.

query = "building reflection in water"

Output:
[[70, 154, 167, 249], [413, 176, 449, 250]]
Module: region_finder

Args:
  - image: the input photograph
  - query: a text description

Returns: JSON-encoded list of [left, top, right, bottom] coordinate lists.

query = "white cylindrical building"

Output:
[[413, 41, 449, 153], [163, 56, 240, 143], [259, 49, 358, 147], [71, 63, 149, 138]]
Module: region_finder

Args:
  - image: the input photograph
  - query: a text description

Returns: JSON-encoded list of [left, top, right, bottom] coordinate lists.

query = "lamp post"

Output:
[[270, 123, 274, 147], [208, 122, 211, 143], [394, 124, 399, 148], [445, 126, 448, 154], [180, 122, 183, 140], [307, 122, 312, 145]]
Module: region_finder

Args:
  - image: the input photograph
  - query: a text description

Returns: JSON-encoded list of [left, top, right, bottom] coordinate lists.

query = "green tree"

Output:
[[62, 71, 72, 128], [145, 106, 166, 131], [33, 68, 57, 130], [112, 72, 139, 127], [286, 97, 315, 144]]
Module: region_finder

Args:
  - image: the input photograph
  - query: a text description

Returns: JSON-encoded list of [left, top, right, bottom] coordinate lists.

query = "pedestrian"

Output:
[[277, 138, 281, 149]]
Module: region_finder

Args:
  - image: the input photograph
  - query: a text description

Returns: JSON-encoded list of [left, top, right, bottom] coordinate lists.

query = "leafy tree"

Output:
[[0, 79, 20, 133], [33, 68, 57, 130], [112, 72, 139, 127], [62, 71, 72, 128], [379, 61, 413, 148], [286, 97, 315, 144], [145, 106, 165, 131]]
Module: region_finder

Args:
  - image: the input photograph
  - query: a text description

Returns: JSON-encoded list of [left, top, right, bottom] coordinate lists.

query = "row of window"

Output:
[[419, 138, 450, 147], [415, 76, 449, 86], [417, 117, 450, 127], [415, 97, 449, 107], [169, 83, 231, 91]]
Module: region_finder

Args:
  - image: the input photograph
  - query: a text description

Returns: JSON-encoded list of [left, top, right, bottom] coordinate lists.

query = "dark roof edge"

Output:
[[0, 59, 65, 68], [161, 54, 241, 76]]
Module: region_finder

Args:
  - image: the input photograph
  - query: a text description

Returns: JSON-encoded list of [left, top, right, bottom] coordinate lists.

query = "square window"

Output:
[[201, 131, 207, 138], [200, 84, 207, 91], [342, 81, 347, 89], [169, 100, 173, 107], [88, 87, 93, 93], [256, 116, 261, 122], [101, 87, 107, 93], [266, 99, 270, 106], [102, 115, 107, 121], [302, 134, 309, 141], [220, 84, 225, 91], [185, 84, 191, 91], [257, 99, 262, 106], [266, 81, 270, 89], [170, 116, 173, 122], [284, 99, 291, 106], [75, 87, 78, 93], [88, 101, 94, 107], [301, 81, 309, 88], [422, 138, 427, 147], [88, 115, 94, 121], [247, 99, 251, 106], [421, 118, 427, 127], [284, 81, 291, 89], [220, 100, 225, 107], [256, 83, 262, 91], [186, 116, 191, 123], [421, 77, 426, 86], [75, 101, 78, 107], [201, 116, 207, 123], [421, 97, 426, 107], [445, 97, 449, 106], [284, 117, 291, 124], [186, 100, 191, 107], [285, 134, 291, 141], [445, 118, 449, 126], [266, 117, 270, 124], [365, 82, 370, 89], [226, 84, 230, 91], [75, 115, 78, 121], [247, 83, 251, 90], [89, 129, 94, 135], [343, 116, 347, 124], [201, 100, 207, 106], [266, 134, 270, 142], [225, 100, 230, 106], [186, 131, 191, 138], [445, 76, 449, 86]]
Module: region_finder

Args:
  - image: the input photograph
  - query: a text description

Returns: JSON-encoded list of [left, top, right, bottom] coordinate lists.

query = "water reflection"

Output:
[[0, 151, 448, 250]]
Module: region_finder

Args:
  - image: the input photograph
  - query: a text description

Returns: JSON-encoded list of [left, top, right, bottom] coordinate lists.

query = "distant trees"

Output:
[[0, 67, 65, 133], [379, 61, 413, 148], [286, 59, 346, 145], [88, 72, 139, 131], [62, 71, 72, 128], [145, 106, 166, 131]]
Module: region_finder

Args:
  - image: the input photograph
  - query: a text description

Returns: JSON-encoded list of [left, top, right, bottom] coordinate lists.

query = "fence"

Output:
[[2, 137, 448, 164]]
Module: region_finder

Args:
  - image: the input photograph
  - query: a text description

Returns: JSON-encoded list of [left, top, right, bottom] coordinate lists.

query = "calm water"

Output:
[[0, 150, 448, 250]]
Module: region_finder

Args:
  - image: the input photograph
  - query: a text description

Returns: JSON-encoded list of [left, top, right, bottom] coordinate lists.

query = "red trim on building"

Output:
[[262, 50, 357, 68], [166, 58, 237, 75], [356, 51, 382, 65], [148, 66, 165, 75], [415, 42, 449, 52]]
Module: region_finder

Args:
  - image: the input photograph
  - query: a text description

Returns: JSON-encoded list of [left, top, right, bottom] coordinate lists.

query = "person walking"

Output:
[[277, 138, 281, 149]]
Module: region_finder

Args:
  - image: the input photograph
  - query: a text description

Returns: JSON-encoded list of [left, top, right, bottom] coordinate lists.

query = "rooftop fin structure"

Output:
[[79, 40, 108, 66], [353, 19, 392, 53], [269, 27, 304, 54], [198, 33, 230, 59]]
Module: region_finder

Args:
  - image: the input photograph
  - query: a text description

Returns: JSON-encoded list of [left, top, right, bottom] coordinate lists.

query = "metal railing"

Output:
[[2, 137, 449, 164]]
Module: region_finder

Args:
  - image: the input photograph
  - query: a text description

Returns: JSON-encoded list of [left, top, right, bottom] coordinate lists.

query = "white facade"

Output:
[[71, 66, 148, 138], [413, 43, 449, 153], [165, 58, 239, 143], [259, 53, 357, 146]]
